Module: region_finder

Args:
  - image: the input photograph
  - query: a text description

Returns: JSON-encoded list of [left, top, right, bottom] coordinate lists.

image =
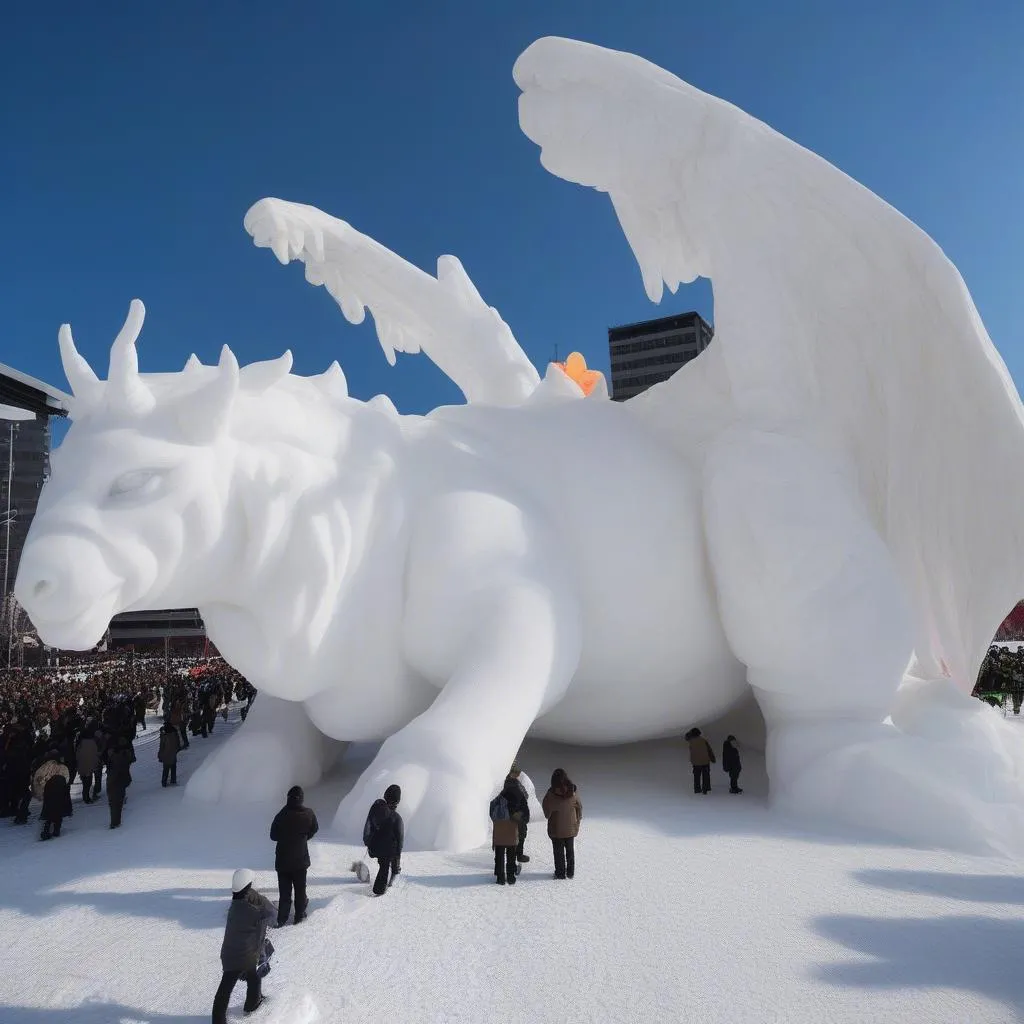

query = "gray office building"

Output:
[[608, 311, 713, 401]]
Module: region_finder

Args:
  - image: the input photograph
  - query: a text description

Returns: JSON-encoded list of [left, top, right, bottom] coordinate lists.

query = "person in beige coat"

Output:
[[685, 727, 716, 794], [490, 776, 528, 885], [542, 768, 582, 880]]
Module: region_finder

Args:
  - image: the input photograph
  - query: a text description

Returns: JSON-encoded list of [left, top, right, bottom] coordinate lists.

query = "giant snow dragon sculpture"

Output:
[[17, 38, 1024, 853]]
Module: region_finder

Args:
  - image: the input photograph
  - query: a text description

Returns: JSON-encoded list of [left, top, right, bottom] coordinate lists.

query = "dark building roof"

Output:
[[109, 608, 206, 644], [0, 363, 70, 418], [608, 311, 713, 344]]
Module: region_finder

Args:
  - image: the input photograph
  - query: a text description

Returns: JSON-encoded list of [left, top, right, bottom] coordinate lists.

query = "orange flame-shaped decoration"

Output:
[[554, 352, 604, 397]]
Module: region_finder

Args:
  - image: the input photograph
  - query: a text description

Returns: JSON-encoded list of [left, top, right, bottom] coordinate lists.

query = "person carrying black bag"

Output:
[[212, 868, 276, 1023], [269, 785, 319, 926], [363, 784, 404, 896]]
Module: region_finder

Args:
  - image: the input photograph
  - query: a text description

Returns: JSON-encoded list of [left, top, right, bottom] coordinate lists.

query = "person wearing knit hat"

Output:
[[506, 764, 531, 865], [212, 869, 278, 1023]]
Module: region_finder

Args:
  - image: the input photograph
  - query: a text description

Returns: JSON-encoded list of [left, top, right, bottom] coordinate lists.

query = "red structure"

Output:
[[994, 601, 1024, 641]]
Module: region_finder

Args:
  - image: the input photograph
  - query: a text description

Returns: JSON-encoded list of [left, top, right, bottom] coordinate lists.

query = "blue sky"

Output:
[[1, 1, 1022, 426]]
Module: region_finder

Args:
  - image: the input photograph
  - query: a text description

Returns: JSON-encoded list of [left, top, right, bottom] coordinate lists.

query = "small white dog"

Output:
[[350, 859, 371, 883]]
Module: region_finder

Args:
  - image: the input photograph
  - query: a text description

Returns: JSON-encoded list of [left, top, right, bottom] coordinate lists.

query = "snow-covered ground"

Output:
[[2, 709, 1023, 1024]]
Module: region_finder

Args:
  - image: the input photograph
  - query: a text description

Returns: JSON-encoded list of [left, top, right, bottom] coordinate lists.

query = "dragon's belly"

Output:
[[528, 422, 747, 744], [530, 564, 747, 744]]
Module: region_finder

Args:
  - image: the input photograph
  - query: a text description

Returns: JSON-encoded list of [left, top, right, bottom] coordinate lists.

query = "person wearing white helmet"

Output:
[[212, 868, 278, 1022]]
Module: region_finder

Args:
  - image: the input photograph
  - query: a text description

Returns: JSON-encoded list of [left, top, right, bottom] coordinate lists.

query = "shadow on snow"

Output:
[[813, 911, 1024, 1015]]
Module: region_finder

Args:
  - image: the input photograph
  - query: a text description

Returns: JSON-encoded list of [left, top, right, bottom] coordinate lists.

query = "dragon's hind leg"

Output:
[[186, 695, 344, 804], [703, 426, 1024, 853]]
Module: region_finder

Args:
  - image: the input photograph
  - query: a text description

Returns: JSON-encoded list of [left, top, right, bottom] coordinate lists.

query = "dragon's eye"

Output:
[[107, 468, 165, 500]]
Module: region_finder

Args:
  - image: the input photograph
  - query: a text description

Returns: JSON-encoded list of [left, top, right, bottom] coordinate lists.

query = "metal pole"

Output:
[[4, 422, 13, 670]]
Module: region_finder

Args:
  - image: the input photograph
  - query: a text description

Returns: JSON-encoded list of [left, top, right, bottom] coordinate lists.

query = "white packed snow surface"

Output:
[[1, 710, 1022, 1023]]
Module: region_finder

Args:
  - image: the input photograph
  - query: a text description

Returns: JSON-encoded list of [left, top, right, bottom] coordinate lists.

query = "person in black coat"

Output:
[[104, 734, 136, 829], [722, 735, 743, 794], [212, 868, 277, 1024], [157, 723, 181, 787], [6, 722, 33, 825], [269, 785, 319, 926], [363, 784, 404, 896]]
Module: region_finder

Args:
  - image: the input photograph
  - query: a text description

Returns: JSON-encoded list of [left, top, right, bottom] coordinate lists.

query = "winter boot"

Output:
[[516, 853, 530, 863], [53, 821, 62, 838], [40, 822, 52, 841]]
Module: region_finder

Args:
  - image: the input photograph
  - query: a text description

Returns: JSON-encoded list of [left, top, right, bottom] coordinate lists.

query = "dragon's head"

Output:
[[15, 300, 293, 650]]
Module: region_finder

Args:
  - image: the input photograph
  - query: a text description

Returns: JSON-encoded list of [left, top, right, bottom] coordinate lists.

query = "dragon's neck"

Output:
[[200, 396, 407, 694]]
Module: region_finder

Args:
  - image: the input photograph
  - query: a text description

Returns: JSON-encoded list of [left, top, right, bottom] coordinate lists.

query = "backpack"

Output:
[[488, 794, 510, 822], [363, 798, 388, 851]]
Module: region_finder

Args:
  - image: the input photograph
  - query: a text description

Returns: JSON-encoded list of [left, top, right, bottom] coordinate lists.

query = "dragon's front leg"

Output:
[[333, 492, 581, 851]]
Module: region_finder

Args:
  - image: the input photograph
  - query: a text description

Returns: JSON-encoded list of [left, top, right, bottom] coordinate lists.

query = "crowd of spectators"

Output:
[[0, 656, 256, 838], [975, 643, 1024, 713]]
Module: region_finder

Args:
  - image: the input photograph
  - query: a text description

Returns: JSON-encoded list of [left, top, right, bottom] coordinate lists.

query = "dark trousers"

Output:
[[90, 769, 102, 797], [277, 869, 308, 923], [178, 725, 190, 748], [13, 786, 31, 823], [494, 845, 517, 884], [108, 788, 125, 827], [516, 820, 529, 860], [373, 856, 399, 895], [161, 762, 177, 786], [693, 764, 711, 794], [212, 969, 262, 1023], [552, 837, 575, 879], [728, 768, 742, 793], [41, 817, 63, 839]]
